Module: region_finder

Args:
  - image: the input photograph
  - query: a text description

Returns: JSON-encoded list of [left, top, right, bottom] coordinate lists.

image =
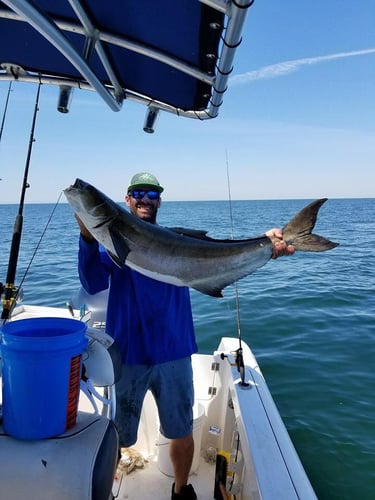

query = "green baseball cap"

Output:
[[127, 172, 164, 193]]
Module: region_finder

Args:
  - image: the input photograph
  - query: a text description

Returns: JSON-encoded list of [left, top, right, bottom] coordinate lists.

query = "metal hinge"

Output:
[[208, 386, 217, 396]]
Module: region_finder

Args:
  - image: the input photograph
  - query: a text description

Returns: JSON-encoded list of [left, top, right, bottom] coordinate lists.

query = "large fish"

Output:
[[64, 179, 338, 297]]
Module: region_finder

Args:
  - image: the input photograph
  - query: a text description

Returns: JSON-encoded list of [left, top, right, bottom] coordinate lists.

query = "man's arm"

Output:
[[75, 215, 112, 294], [75, 214, 95, 242]]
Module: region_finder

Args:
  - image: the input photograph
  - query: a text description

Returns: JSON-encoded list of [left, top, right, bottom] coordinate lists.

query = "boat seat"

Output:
[[0, 411, 119, 500], [0, 321, 121, 498]]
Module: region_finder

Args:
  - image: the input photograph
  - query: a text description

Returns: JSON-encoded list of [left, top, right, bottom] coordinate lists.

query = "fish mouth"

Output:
[[72, 178, 87, 189]]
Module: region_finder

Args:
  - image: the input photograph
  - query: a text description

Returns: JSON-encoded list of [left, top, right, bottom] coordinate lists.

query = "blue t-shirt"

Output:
[[78, 237, 197, 365]]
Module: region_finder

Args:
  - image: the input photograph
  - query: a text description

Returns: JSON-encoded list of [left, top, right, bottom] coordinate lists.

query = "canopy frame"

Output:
[[0, 0, 254, 129]]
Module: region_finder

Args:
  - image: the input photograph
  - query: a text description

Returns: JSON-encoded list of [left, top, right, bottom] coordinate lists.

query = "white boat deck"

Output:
[[0, 304, 317, 500], [114, 456, 215, 500]]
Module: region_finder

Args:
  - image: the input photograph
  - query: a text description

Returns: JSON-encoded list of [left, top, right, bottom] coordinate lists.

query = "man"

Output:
[[76, 172, 294, 500]]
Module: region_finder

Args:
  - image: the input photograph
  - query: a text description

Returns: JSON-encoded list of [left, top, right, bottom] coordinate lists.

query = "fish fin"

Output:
[[192, 285, 224, 298], [167, 227, 214, 241], [107, 228, 131, 267], [106, 250, 125, 268], [282, 198, 339, 252]]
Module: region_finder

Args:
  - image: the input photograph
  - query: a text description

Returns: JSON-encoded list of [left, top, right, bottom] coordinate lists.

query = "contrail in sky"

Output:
[[230, 48, 375, 85]]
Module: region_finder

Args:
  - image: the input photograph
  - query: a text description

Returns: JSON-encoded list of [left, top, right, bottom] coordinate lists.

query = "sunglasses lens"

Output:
[[146, 190, 159, 200], [131, 189, 159, 200]]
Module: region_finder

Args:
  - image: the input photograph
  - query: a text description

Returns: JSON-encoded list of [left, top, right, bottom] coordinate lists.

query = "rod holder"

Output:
[[143, 106, 159, 133], [57, 85, 73, 113]]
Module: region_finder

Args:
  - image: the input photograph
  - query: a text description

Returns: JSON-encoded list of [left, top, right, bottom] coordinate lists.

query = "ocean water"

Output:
[[0, 198, 374, 499]]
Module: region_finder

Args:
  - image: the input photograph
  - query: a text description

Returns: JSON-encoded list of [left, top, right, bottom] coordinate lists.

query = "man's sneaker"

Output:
[[171, 483, 197, 499]]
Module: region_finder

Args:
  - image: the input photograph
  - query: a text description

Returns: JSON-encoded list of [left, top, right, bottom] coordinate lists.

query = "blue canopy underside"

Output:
[[0, 0, 224, 110]]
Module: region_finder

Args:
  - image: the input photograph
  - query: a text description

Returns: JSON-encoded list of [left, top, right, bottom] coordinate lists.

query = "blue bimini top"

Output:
[[78, 236, 197, 365], [0, 1, 252, 124]]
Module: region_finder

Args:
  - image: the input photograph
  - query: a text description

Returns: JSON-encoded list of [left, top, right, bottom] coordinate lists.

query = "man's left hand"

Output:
[[265, 228, 295, 259]]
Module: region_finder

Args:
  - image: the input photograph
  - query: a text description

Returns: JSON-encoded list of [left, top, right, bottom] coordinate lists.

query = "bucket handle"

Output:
[[80, 379, 113, 417]]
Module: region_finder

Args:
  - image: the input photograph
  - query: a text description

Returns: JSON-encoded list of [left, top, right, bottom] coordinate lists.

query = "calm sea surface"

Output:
[[0, 198, 374, 499]]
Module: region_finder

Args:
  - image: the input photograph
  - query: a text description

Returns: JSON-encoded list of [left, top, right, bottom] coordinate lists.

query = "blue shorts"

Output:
[[115, 357, 194, 447]]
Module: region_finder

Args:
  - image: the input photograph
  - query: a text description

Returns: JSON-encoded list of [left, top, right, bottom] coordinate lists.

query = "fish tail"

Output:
[[282, 198, 339, 252]]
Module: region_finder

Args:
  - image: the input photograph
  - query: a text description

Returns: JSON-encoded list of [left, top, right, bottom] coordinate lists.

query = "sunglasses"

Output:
[[129, 189, 160, 200]]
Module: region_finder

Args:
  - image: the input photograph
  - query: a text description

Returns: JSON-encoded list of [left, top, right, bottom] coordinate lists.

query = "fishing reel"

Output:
[[234, 347, 250, 387], [1, 284, 22, 320], [220, 347, 249, 387]]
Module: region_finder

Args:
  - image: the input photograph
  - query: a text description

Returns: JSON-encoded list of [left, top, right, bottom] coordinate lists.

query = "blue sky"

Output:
[[0, 0, 374, 203]]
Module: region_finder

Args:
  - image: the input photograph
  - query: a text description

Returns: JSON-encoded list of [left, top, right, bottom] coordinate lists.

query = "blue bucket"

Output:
[[0, 317, 88, 440]]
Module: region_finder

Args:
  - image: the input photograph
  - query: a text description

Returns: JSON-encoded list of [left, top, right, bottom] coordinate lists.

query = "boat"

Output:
[[0, 1, 317, 499]]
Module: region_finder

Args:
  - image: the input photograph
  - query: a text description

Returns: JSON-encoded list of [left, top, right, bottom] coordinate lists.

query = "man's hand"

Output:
[[265, 228, 295, 259], [75, 214, 95, 242]]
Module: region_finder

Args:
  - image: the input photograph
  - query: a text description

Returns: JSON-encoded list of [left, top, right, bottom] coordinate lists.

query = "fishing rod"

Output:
[[1, 82, 42, 322], [218, 152, 249, 500], [225, 151, 249, 387], [0, 81, 13, 145]]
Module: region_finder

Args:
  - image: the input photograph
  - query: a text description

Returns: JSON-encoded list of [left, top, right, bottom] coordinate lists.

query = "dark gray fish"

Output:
[[64, 179, 338, 297]]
